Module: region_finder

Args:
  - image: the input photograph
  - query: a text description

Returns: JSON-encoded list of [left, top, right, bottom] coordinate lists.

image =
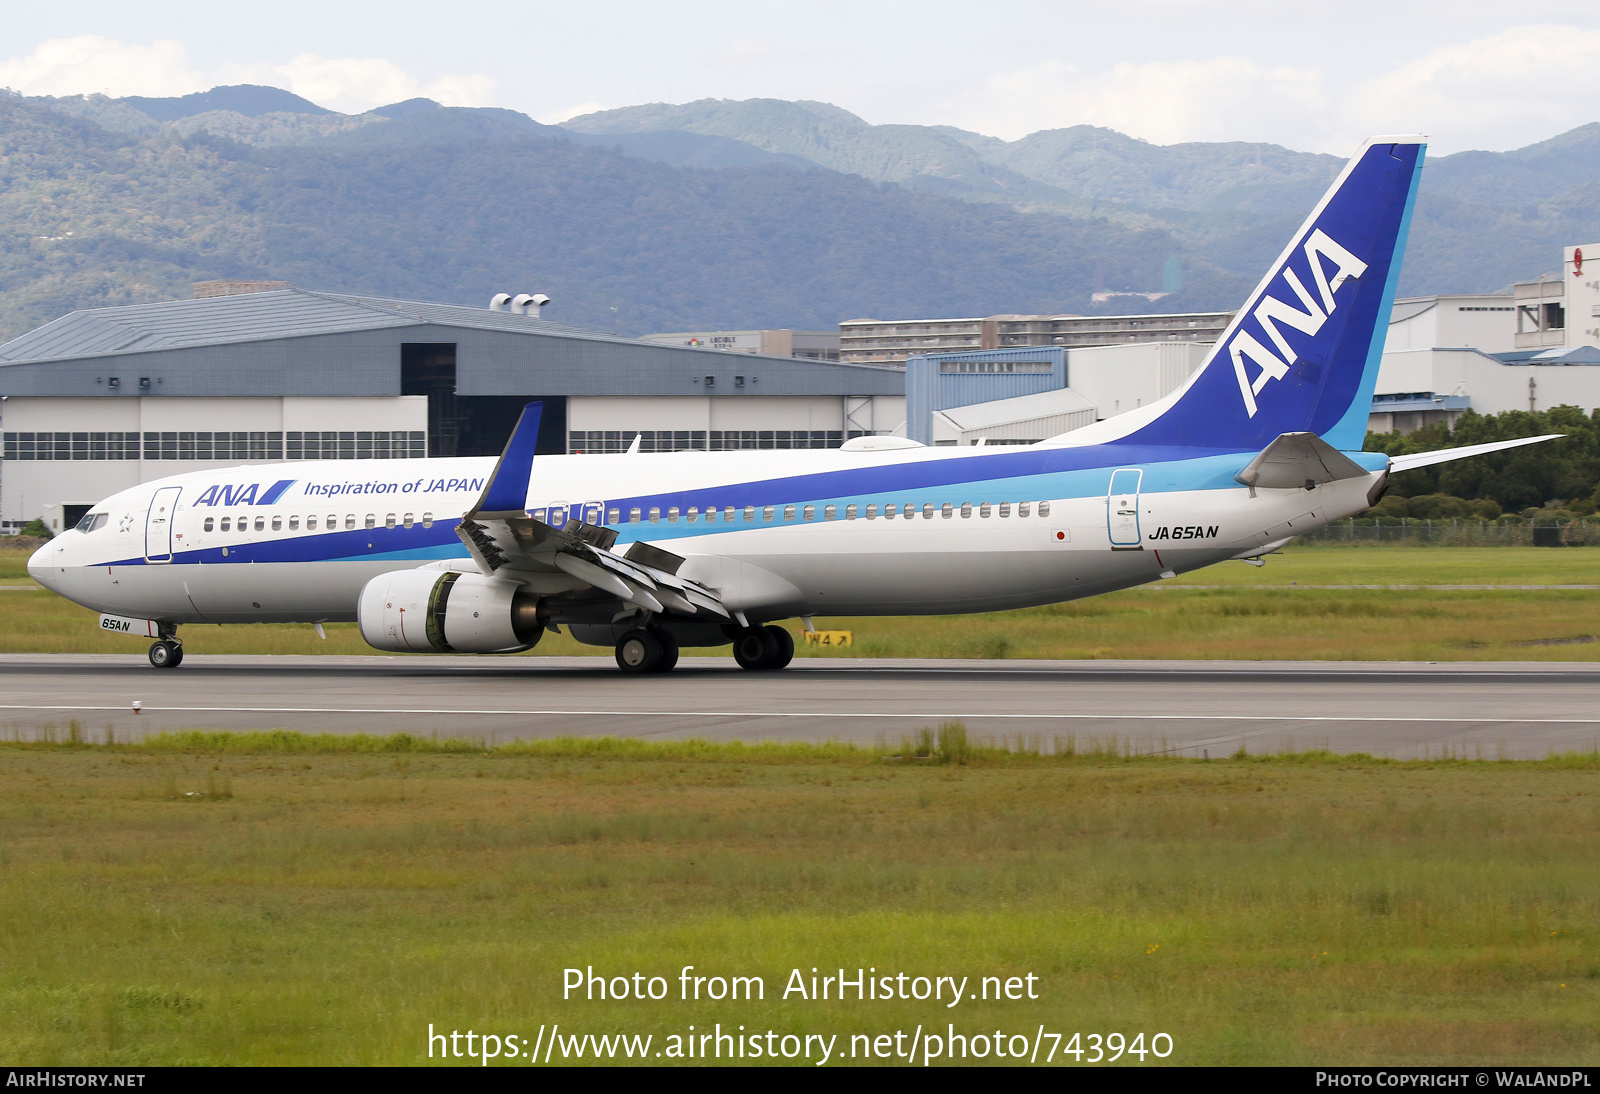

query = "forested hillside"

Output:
[[1, 86, 1598, 344]]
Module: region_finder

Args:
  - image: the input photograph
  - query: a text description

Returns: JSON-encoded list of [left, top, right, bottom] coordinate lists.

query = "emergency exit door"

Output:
[[1106, 469, 1143, 549]]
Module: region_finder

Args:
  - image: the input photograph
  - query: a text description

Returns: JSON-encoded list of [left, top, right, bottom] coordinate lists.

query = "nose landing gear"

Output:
[[147, 639, 184, 669]]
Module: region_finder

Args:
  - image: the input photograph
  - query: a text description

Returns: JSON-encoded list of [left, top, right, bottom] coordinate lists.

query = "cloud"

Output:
[[0, 36, 495, 115], [0, 36, 207, 98], [1347, 24, 1600, 152], [272, 54, 495, 113], [703, 37, 783, 68], [960, 55, 1329, 146]]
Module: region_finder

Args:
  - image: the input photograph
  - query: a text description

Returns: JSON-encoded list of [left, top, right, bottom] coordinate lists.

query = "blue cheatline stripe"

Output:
[[258, 479, 297, 506], [90, 445, 1388, 566], [474, 402, 542, 513]]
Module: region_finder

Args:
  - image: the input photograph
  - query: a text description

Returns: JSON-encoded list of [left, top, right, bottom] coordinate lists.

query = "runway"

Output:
[[3, 653, 1598, 759]]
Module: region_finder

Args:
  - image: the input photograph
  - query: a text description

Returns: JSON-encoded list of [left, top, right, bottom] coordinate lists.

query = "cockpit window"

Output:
[[75, 512, 108, 533]]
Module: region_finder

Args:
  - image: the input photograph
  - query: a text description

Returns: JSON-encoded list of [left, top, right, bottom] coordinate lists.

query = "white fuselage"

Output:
[[28, 444, 1385, 633]]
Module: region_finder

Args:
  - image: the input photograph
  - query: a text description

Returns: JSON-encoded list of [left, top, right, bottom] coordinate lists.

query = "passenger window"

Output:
[[385, 514, 397, 529], [422, 513, 433, 529], [668, 507, 680, 523], [607, 507, 620, 524], [845, 504, 856, 520], [365, 514, 376, 529], [703, 507, 715, 523], [784, 505, 796, 521], [629, 508, 641, 523], [1039, 501, 1051, 517], [289, 516, 299, 530], [803, 505, 814, 521], [686, 507, 697, 523], [345, 515, 356, 530], [883, 503, 895, 518], [940, 502, 952, 518], [904, 502, 917, 519], [763, 506, 775, 522], [204, 517, 215, 532], [922, 503, 934, 519], [744, 507, 756, 521], [1019, 502, 1031, 518], [980, 504, 991, 518], [960, 503, 972, 518], [220, 517, 231, 532], [307, 515, 318, 530], [254, 517, 264, 532], [649, 507, 661, 522], [327, 514, 336, 529], [866, 504, 877, 519], [271, 515, 282, 531], [825, 505, 837, 520], [726, 506, 737, 522], [999, 503, 1011, 518], [402, 513, 413, 529]]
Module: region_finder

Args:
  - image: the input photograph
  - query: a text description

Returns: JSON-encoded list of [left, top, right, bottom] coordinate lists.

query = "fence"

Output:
[[1296, 518, 1598, 547]]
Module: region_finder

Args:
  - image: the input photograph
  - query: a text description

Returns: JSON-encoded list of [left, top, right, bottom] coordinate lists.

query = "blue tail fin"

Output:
[[1110, 136, 1426, 452]]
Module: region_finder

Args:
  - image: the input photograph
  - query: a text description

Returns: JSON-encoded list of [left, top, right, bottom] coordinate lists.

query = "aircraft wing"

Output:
[[455, 402, 730, 620], [1387, 434, 1563, 473]]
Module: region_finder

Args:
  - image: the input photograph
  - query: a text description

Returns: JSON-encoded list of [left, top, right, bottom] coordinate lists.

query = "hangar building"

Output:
[[0, 289, 905, 533]]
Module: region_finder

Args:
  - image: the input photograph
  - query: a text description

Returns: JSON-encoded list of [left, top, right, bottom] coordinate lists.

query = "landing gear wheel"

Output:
[[148, 640, 183, 669], [653, 630, 679, 673], [762, 624, 794, 670], [732, 626, 794, 671], [732, 628, 773, 670], [615, 629, 664, 674]]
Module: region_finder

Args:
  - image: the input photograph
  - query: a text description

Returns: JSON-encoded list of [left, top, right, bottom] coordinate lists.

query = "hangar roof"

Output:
[[0, 289, 657, 365]]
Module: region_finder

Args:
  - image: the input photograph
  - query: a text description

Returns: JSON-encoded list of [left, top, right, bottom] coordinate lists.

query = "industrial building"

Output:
[[838, 310, 1234, 367], [1374, 244, 1600, 431], [638, 329, 840, 360], [0, 289, 903, 533]]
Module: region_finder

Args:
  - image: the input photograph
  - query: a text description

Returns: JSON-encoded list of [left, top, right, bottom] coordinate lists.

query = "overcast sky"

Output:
[[3, 1, 1598, 155]]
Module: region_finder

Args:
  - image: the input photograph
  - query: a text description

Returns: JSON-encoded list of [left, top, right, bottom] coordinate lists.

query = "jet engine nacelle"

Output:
[[357, 569, 543, 653]]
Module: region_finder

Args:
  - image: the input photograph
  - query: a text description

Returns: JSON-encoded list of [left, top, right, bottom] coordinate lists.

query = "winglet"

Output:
[[467, 402, 542, 517]]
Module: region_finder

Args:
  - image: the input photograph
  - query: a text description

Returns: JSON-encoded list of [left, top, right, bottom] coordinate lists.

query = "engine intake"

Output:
[[357, 569, 543, 653]]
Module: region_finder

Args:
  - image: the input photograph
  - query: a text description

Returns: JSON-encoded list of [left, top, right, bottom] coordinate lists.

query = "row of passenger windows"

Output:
[[201, 512, 436, 533], [589, 501, 1053, 525]]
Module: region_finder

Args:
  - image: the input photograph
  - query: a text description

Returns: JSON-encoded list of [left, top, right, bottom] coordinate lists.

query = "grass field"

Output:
[[3, 545, 1595, 660], [1, 733, 1597, 1066]]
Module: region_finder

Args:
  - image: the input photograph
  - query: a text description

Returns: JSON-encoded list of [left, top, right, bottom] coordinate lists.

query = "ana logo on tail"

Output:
[[1231, 229, 1368, 418]]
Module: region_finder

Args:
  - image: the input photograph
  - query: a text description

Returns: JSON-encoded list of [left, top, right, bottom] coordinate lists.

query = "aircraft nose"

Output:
[[27, 541, 60, 592]]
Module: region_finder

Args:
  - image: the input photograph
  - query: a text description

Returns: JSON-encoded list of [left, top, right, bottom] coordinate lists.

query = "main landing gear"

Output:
[[732, 625, 794, 672], [614, 628, 680, 674], [147, 639, 183, 669]]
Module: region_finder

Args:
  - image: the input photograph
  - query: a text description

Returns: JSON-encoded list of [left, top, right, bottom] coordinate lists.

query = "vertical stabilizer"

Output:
[[1047, 136, 1426, 452]]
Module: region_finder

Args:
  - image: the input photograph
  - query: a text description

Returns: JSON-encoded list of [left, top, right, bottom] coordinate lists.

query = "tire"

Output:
[[168, 644, 184, 668], [653, 630, 679, 673], [732, 628, 773, 670], [614, 629, 663, 673], [762, 625, 794, 670], [148, 640, 182, 669]]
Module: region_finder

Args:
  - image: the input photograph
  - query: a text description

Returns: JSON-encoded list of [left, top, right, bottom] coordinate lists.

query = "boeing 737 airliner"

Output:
[[28, 135, 1558, 672]]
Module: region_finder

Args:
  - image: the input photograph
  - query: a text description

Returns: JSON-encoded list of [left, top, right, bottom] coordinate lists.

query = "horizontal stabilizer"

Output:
[[1388, 435, 1563, 473], [1235, 432, 1368, 490]]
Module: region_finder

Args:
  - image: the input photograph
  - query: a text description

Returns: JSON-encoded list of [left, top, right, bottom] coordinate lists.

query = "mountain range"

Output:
[[0, 84, 1596, 344]]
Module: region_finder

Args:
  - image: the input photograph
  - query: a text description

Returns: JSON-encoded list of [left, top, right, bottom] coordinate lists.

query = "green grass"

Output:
[[2, 732, 1598, 1065], [2, 546, 1596, 660]]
